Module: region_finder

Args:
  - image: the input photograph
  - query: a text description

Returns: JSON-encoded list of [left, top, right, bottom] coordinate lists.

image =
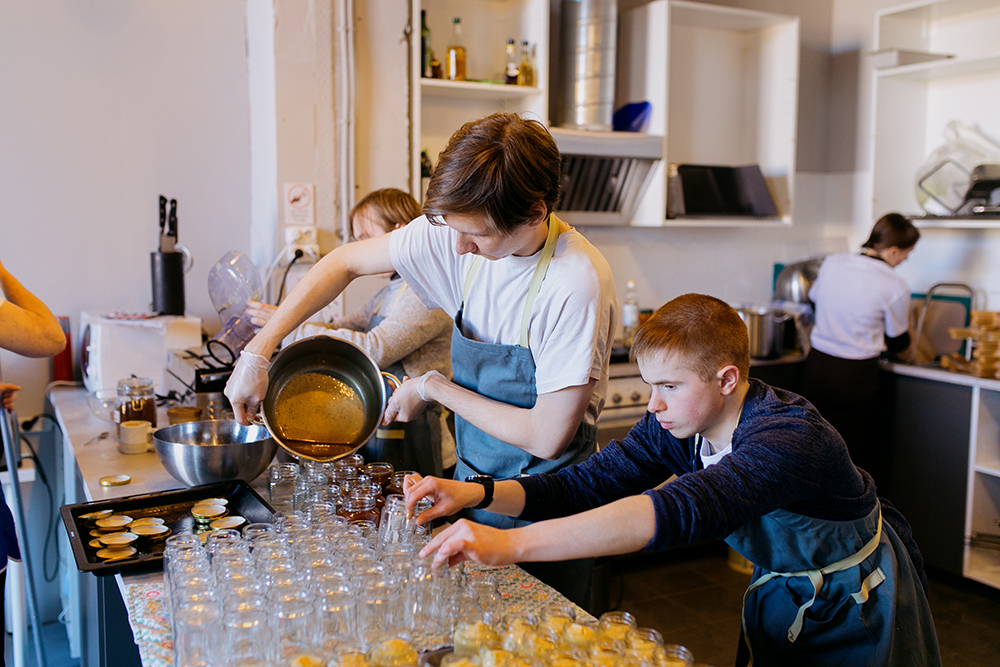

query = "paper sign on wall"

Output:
[[283, 183, 315, 226]]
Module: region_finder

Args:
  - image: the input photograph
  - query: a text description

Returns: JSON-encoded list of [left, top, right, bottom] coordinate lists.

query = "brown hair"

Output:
[[630, 294, 750, 382], [422, 113, 562, 236], [350, 188, 421, 237], [862, 213, 920, 251]]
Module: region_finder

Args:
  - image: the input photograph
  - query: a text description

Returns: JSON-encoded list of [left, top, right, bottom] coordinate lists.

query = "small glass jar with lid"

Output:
[[115, 376, 157, 436]]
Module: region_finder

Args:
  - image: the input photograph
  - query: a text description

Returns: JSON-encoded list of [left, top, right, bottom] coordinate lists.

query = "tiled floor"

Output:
[[608, 542, 1000, 667]]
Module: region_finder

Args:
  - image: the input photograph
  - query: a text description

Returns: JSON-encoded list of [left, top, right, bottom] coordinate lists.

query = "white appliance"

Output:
[[80, 312, 202, 392]]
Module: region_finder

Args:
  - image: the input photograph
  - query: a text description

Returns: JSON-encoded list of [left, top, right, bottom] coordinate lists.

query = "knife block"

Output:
[[151, 251, 185, 315]]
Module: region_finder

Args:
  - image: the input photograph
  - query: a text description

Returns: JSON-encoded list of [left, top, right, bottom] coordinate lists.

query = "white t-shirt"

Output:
[[809, 253, 911, 360], [389, 215, 618, 426]]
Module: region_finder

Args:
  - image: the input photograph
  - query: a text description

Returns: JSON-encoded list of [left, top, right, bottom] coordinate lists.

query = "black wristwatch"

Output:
[[465, 475, 494, 510]]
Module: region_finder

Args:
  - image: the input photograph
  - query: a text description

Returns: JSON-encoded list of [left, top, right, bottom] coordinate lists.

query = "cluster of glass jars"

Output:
[[268, 454, 405, 523], [165, 503, 442, 667], [439, 608, 695, 667]]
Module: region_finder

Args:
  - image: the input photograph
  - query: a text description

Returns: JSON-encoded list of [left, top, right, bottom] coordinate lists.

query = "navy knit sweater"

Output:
[[517, 379, 882, 553]]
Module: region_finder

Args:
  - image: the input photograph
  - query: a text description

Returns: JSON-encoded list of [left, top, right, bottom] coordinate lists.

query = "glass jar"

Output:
[[339, 492, 380, 526], [385, 471, 414, 498], [335, 453, 365, 471], [363, 462, 394, 491], [115, 376, 157, 436]]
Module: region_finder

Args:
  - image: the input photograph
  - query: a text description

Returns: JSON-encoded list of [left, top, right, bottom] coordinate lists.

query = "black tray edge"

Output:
[[60, 480, 273, 577]]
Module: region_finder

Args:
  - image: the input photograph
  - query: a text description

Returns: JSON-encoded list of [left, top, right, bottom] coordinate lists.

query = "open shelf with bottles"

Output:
[[869, 0, 1000, 227], [615, 0, 799, 228], [410, 0, 549, 200]]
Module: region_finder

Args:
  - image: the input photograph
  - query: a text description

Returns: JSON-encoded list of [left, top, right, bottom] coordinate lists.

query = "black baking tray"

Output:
[[60, 480, 274, 576]]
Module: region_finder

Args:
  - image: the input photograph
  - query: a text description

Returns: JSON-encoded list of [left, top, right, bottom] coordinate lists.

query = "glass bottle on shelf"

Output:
[[447, 17, 466, 81], [505, 39, 519, 85], [517, 40, 535, 87], [622, 280, 640, 348], [420, 10, 432, 78]]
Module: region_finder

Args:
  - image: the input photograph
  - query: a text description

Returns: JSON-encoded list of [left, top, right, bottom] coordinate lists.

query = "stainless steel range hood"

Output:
[[550, 126, 663, 226]]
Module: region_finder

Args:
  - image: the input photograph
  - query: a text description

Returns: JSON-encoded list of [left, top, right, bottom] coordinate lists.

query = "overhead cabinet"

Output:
[[616, 0, 799, 227], [869, 0, 1000, 228]]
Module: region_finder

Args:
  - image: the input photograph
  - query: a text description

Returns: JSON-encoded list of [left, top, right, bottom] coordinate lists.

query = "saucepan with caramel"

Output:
[[258, 336, 399, 461]]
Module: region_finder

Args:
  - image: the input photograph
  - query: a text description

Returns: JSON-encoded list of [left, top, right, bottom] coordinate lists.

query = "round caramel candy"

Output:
[[98, 532, 138, 547], [132, 524, 171, 539], [131, 517, 165, 527], [88, 538, 104, 549], [200, 498, 228, 506], [209, 516, 245, 530], [96, 515, 133, 531], [97, 546, 136, 561], [79, 509, 114, 523], [191, 504, 227, 521]]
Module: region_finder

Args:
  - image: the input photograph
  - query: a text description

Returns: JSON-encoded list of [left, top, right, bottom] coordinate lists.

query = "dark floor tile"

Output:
[[617, 564, 718, 603], [657, 620, 740, 667], [622, 595, 704, 634], [666, 582, 746, 628]]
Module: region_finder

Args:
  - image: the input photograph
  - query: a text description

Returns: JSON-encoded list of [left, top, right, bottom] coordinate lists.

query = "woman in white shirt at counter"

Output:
[[802, 212, 920, 486]]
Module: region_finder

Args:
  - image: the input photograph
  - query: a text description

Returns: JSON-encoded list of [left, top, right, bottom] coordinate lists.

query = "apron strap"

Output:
[[519, 213, 561, 348], [462, 257, 484, 303], [459, 214, 564, 349], [741, 508, 884, 666]]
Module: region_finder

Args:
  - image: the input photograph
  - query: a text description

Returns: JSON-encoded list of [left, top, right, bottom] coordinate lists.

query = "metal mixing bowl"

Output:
[[153, 420, 277, 487]]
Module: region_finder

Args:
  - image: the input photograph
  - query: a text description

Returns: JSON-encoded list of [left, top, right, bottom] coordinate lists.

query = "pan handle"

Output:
[[382, 372, 401, 391]]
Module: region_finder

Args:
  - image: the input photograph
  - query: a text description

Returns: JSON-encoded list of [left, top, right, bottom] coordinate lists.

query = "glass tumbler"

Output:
[[174, 600, 222, 667], [377, 495, 409, 551], [223, 598, 269, 665], [268, 463, 300, 510], [270, 597, 313, 662]]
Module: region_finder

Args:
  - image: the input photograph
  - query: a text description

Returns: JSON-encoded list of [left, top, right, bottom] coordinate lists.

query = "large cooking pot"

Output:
[[259, 336, 399, 462], [735, 304, 791, 360]]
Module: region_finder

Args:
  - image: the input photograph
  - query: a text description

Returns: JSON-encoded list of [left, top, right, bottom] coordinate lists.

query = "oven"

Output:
[[596, 361, 650, 448]]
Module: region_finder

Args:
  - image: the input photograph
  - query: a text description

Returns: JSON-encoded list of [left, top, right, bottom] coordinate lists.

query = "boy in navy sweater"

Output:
[[405, 293, 940, 666]]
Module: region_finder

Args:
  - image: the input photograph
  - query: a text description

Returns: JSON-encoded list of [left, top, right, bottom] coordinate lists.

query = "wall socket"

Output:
[[283, 225, 320, 260]]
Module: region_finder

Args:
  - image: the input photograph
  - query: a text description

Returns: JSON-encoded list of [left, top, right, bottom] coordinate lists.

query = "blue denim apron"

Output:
[[358, 281, 444, 477], [451, 214, 597, 608], [729, 502, 941, 666]]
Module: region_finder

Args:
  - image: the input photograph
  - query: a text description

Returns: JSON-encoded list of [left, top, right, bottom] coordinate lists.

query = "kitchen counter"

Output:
[[878, 360, 1000, 591], [882, 360, 1000, 390], [48, 385, 590, 666]]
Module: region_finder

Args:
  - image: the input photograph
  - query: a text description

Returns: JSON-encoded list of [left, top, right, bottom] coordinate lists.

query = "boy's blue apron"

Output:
[[450, 214, 597, 609], [359, 280, 444, 477], [729, 501, 941, 666]]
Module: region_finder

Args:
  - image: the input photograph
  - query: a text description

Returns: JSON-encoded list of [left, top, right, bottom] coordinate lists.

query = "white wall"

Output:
[[0, 0, 255, 415]]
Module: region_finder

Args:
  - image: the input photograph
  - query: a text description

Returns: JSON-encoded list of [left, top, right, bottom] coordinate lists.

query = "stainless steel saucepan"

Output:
[[259, 336, 399, 462]]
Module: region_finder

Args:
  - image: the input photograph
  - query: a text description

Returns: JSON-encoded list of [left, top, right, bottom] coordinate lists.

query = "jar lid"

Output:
[[117, 377, 154, 395]]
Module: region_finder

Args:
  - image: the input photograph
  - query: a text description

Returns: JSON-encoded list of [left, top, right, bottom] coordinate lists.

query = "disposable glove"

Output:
[[224, 350, 271, 425]]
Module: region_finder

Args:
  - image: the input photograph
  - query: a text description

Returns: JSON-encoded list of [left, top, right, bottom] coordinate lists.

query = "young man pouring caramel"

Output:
[[405, 293, 941, 666]]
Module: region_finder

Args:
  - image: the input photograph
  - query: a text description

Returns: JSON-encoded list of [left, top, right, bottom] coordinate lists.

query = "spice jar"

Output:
[[115, 377, 157, 437]]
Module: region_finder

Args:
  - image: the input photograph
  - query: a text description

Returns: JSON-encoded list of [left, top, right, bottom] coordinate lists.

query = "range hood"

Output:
[[550, 126, 663, 226]]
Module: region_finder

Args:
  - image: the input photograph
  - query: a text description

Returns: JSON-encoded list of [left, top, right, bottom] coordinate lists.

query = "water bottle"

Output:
[[622, 280, 640, 348]]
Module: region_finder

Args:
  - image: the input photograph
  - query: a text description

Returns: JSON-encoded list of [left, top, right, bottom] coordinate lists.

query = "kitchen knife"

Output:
[[158, 195, 169, 252], [164, 198, 177, 252]]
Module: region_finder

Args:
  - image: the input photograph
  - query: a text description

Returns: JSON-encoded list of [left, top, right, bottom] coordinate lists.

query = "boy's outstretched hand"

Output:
[[418, 518, 522, 569], [402, 473, 484, 524]]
